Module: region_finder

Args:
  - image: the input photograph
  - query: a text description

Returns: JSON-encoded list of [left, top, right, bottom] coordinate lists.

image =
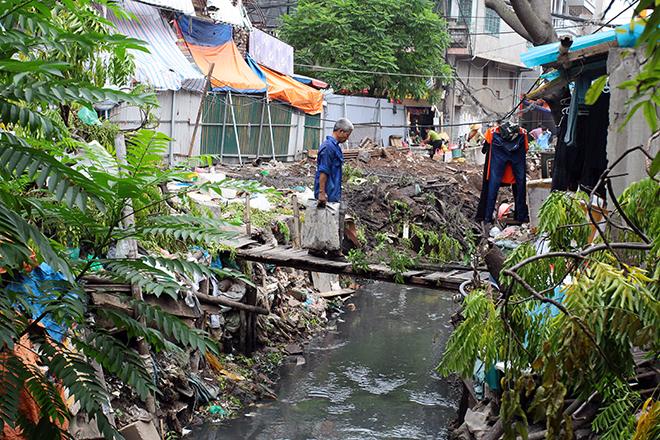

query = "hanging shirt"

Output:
[[314, 135, 344, 202]]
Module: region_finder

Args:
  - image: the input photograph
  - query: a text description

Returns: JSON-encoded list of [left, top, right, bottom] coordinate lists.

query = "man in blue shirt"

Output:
[[312, 118, 353, 257], [314, 118, 353, 205]]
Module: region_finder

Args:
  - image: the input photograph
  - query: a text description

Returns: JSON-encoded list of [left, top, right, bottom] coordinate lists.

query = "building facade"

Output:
[[442, 0, 533, 141]]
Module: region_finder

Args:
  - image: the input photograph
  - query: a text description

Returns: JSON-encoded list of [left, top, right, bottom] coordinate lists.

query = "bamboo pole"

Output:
[[195, 291, 268, 315], [187, 63, 215, 157]]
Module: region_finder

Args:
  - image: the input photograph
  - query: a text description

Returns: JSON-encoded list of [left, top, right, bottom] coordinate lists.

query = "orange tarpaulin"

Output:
[[187, 42, 267, 93], [259, 64, 323, 115]]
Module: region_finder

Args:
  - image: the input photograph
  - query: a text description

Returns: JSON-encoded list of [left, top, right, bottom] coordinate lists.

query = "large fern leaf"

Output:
[[35, 336, 121, 439], [133, 300, 219, 355], [0, 132, 111, 212], [0, 352, 26, 432], [95, 307, 180, 354], [142, 256, 254, 287], [72, 331, 157, 400], [101, 259, 182, 299], [136, 214, 239, 244], [0, 203, 72, 279], [0, 80, 153, 109]]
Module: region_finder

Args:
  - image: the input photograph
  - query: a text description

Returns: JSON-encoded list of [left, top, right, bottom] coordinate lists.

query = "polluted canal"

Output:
[[196, 281, 460, 439]]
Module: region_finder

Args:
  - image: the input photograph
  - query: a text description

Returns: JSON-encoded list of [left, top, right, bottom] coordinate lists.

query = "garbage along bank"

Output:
[[99, 264, 339, 437]]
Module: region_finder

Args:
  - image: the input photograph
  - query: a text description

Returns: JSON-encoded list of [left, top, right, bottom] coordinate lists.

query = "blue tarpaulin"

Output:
[[177, 15, 232, 47], [7, 263, 75, 342], [520, 23, 645, 68]]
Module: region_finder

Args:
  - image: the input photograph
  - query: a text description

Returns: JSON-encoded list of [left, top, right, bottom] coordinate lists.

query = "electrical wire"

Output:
[[294, 64, 532, 81], [593, 1, 636, 33]]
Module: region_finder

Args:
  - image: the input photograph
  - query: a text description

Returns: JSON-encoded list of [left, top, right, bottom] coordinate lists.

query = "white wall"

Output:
[[322, 94, 407, 148], [288, 111, 307, 160], [109, 90, 203, 163], [606, 47, 660, 197]]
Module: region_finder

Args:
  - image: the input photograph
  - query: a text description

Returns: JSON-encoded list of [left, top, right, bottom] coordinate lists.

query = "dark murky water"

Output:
[[197, 282, 458, 440]]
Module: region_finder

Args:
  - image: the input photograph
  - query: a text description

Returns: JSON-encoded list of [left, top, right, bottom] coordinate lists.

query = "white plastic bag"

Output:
[[302, 199, 340, 252]]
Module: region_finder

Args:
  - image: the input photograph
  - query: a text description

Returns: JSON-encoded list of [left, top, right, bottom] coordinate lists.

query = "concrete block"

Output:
[[311, 272, 340, 292], [119, 420, 160, 440], [527, 178, 552, 228], [463, 146, 486, 166]]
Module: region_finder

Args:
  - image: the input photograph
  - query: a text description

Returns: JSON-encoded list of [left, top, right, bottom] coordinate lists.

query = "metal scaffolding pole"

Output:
[[266, 92, 276, 160], [228, 91, 243, 165], [256, 95, 265, 159], [220, 93, 228, 163]]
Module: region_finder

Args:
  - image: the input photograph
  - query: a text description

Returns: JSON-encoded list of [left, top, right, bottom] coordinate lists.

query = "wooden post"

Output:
[[244, 194, 251, 236], [244, 284, 258, 354], [291, 194, 301, 248], [187, 63, 215, 157], [114, 133, 156, 415]]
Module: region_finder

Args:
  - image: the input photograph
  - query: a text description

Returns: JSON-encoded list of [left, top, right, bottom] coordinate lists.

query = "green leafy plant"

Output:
[[356, 225, 368, 246], [276, 220, 291, 242], [437, 166, 659, 439], [0, 2, 251, 437], [411, 224, 463, 263], [347, 248, 370, 273], [386, 247, 414, 283], [342, 162, 364, 184]]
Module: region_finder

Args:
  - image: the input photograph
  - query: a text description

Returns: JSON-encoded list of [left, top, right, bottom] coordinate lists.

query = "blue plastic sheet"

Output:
[[177, 15, 232, 47], [520, 23, 644, 68], [7, 263, 75, 341]]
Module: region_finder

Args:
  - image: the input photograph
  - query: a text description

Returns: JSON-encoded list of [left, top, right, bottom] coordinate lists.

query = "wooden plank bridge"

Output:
[[227, 237, 488, 291]]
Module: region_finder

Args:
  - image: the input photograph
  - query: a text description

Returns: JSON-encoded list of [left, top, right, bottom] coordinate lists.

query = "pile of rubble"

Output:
[[216, 147, 486, 265]]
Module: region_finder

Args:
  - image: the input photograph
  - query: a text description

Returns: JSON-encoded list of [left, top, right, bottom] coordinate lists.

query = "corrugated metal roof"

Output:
[[132, 0, 195, 14], [109, 0, 205, 91]]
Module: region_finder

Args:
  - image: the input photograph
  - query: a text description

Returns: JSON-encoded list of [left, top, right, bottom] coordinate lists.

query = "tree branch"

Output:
[[510, 0, 557, 44], [506, 242, 651, 273], [484, 0, 533, 42]]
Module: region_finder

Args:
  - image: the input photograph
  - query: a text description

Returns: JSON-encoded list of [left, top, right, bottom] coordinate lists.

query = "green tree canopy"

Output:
[[280, 0, 452, 100]]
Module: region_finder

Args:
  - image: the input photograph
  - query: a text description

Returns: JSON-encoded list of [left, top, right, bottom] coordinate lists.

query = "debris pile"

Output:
[[216, 148, 487, 266]]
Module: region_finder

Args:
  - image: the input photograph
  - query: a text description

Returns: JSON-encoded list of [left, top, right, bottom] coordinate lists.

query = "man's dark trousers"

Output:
[[484, 144, 529, 223]]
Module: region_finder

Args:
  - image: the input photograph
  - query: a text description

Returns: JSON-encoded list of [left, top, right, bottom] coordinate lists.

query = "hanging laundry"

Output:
[[481, 123, 530, 224]]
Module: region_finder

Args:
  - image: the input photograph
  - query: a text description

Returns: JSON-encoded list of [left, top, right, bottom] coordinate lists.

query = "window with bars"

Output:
[[456, 0, 473, 27], [484, 8, 500, 35]]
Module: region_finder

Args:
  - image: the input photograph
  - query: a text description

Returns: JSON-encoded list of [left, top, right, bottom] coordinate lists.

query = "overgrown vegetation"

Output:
[[0, 1, 258, 437], [347, 248, 370, 273], [438, 168, 659, 438]]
